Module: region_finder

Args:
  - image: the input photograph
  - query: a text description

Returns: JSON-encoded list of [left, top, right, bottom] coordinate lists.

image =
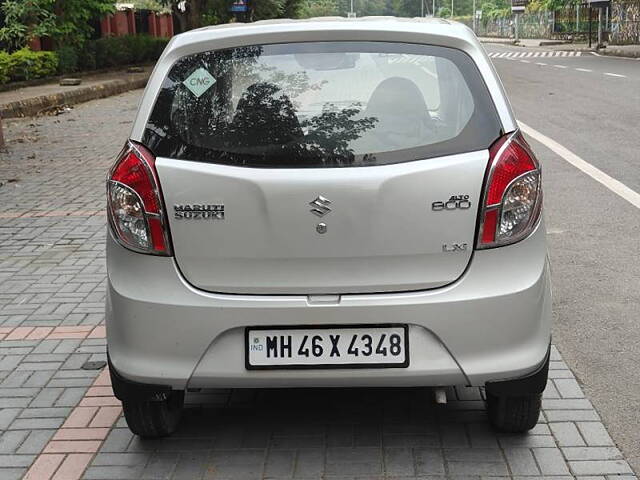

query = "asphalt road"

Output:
[[485, 43, 640, 473]]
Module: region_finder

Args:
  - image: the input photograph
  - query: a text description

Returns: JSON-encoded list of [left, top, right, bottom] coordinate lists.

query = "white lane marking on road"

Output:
[[519, 122, 640, 209], [604, 72, 626, 77], [576, 68, 592, 72], [490, 51, 583, 59], [553, 65, 568, 68], [521, 60, 530, 63], [536, 62, 547, 66]]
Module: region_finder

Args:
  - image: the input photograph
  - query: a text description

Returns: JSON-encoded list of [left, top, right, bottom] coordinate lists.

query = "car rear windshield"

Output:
[[143, 41, 502, 168]]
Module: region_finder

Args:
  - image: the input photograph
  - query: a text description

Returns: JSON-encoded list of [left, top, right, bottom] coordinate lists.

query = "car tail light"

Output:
[[477, 131, 542, 249], [107, 141, 172, 255]]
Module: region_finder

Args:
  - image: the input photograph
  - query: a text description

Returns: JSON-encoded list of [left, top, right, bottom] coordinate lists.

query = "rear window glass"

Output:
[[143, 42, 501, 168]]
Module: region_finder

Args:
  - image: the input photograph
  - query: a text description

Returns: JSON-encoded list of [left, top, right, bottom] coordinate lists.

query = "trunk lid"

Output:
[[157, 150, 486, 294]]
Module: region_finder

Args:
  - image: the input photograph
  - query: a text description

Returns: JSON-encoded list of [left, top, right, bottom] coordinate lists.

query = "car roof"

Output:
[[170, 16, 477, 51]]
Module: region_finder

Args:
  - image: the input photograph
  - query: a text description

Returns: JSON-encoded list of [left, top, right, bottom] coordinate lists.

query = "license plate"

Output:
[[245, 325, 409, 369]]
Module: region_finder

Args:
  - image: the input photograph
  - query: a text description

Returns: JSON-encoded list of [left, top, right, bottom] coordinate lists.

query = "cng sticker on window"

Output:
[[183, 68, 216, 98]]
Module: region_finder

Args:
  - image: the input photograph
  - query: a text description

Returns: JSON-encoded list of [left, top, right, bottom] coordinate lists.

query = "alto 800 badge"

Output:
[[174, 204, 224, 220]]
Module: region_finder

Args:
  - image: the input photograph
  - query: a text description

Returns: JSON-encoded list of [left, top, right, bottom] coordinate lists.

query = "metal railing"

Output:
[[464, 1, 639, 44]]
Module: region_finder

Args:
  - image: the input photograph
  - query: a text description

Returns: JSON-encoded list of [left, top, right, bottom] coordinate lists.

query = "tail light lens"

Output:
[[107, 141, 172, 255], [477, 131, 542, 249]]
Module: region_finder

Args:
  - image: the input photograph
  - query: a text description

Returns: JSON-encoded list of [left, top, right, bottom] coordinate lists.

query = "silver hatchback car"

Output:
[[106, 17, 551, 437]]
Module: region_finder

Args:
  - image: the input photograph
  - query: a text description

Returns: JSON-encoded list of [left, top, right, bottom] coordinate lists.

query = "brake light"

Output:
[[107, 141, 172, 255], [477, 131, 542, 248]]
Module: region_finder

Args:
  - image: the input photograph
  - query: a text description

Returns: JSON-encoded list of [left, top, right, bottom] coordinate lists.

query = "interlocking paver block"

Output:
[[325, 447, 383, 475], [563, 446, 624, 461], [533, 447, 571, 475], [293, 448, 324, 477], [171, 451, 208, 480], [570, 460, 634, 475], [23, 453, 65, 480], [263, 449, 295, 477], [0, 408, 22, 429], [550, 422, 587, 446], [207, 450, 265, 478], [577, 422, 616, 446], [62, 407, 99, 428], [504, 447, 541, 475], [554, 378, 586, 399], [16, 429, 56, 454], [52, 453, 94, 480], [414, 448, 445, 475], [383, 447, 415, 476], [44, 440, 102, 454], [100, 428, 133, 453], [0, 430, 29, 453], [88, 406, 122, 428], [53, 428, 110, 441], [5, 327, 35, 340], [445, 447, 509, 475], [141, 452, 179, 479]]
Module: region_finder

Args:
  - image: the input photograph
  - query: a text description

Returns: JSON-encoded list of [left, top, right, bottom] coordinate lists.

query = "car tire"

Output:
[[486, 391, 542, 433], [122, 390, 184, 438]]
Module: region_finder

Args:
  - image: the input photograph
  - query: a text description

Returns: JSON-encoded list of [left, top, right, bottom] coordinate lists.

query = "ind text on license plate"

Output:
[[246, 325, 408, 369]]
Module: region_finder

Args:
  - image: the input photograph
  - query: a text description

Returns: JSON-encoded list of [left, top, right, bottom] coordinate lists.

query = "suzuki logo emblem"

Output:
[[309, 195, 332, 217]]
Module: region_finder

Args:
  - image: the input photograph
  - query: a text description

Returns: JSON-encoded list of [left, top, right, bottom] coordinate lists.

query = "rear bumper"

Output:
[[106, 222, 551, 390]]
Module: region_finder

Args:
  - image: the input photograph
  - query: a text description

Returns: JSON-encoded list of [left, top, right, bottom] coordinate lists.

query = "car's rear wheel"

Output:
[[122, 390, 184, 438], [486, 391, 542, 432]]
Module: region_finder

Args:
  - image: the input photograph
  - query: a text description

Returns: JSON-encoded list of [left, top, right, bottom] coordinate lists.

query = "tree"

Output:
[[249, 0, 304, 21], [133, 0, 169, 10], [52, 0, 114, 48], [159, 0, 304, 31], [0, 0, 113, 51], [282, 0, 305, 18], [0, 0, 57, 51], [300, 0, 339, 17], [158, 0, 212, 31]]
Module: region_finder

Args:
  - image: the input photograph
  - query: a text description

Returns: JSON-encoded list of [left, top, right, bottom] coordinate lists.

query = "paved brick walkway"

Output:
[[0, 91, 637, 479]]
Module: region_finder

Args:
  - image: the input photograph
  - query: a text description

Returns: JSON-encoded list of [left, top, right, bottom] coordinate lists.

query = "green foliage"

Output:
[[53, 0, 115, 48], [0, 48, 59, 83], [0, 0, 57, 52], [80, 35, 169, 70], [0, 0, 114, 51], [480, 0, 511, 20], [133, 0, 171, 11], [175, 0, 305, 25], [0, 35, 168, 84], [201, 0, 234, 26], [300, 0, 339, 17], [528, 0, 577, 11], [56, 46, 79, 74], [282, 0, 306, 17], [300, 0, 573, 19], [0, 51, 11, 84], [77, 40, 97, 71]]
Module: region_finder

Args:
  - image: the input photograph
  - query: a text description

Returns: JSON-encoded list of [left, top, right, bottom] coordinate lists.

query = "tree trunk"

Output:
[[186, 0, 206, 30], [172, 4, 189, 33]]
